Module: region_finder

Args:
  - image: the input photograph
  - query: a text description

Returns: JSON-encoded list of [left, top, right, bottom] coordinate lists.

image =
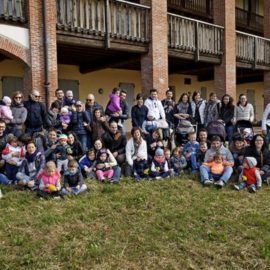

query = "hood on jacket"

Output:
[[245, 156, 257, 168]]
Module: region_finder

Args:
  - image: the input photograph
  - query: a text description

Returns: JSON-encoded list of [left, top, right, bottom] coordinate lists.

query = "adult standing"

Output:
[[173, 93, 192, 127], [102, 121, 126, 167], [125, 127, 148, 178], [200, 135, 234, 187], [131, 93, 148, 128], [24, 90, 46, 136], [144, 89, 166, 122], [219, 94, 235, 142], [85, 93, 103, 120], [162, 89, 175, 127], [70, 101, 91, 152], [261, 103, 270, 144], [204, 92, 220, 127], [233, 94, 254, 124], [190, 91, 206, 130], [10, 91, 27, 137], [54, 89, 65, 108], [244, 134, 270, 182]]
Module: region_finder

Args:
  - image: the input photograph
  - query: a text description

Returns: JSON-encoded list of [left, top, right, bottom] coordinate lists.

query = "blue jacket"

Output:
[[70, 111, 91, 135], [79, 155, 96, 171], [24, 99, 46, 128], [131, 104, 148, 128]]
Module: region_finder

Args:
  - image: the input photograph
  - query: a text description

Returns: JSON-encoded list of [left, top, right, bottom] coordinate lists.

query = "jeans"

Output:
[[190, 153, 199, 171], [61, 184, 87, 195], [0, 173, 10, 185], [111, 166, 121, 182], [5, 163, 19, 181], [77, 134, 88, 153], [57, 159, 68, 173], [16, 172, 31, 182], [200, 165, 233, 184], [26, 127, 42, 137], [237, 182, 256, 190], [225, 125, 234, 143]]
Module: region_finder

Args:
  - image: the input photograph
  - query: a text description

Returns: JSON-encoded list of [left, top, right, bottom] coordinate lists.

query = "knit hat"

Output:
[[66, 90, 73, 98], [245, 157, 257, 168], [61, 107, 69, 114], [155, 148, 164, 156], [2, 96, 11, 105], [59, 134, 68, 141], [75, 100, 83, 106]]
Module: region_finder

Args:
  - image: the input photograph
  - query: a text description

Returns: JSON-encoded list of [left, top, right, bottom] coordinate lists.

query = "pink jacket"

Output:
[[38, 170, 61, 192], [0, 105, 13, 123], [107, 93, 121, 112]]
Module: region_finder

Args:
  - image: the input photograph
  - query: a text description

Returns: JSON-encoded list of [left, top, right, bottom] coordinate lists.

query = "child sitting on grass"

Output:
[[190, 141, 208, 173], [95, 149, 114, 182], [150, 148, 170, 179], [169, 147, 187, 176], [183, 131, 199, 169], [79, 149, 96, 178], [37, 161, 62, 199], [234, 157, 262, 193], [229, 134, 246, 171], [61, 160, 87, 195]]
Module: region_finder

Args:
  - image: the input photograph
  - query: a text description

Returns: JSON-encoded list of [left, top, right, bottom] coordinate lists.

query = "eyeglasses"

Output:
[[34, 95, 41, 98], [86, 99, 93, 101], [14, 96, 22, 99], [255, 139, 264, 142]]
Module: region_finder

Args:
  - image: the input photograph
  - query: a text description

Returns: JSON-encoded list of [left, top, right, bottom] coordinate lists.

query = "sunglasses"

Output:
[[86, 99, 93, 101], [34, 95, 41, 98], [14, 96, 22, 99]]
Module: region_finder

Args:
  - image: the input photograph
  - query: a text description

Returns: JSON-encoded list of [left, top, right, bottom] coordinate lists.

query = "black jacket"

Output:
[[131, 104, 148, 128], [24, 99, 46, 128], [102, 131, 126, 155], [219, 105, 235, 126], [244, 146, 270, 171]]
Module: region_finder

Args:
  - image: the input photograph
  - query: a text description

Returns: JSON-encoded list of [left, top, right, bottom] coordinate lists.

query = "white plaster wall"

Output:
[[0, 24, 29, 48]]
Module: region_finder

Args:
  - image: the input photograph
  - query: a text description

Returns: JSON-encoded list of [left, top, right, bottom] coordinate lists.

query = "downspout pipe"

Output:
[[42, 0, 49, 109]]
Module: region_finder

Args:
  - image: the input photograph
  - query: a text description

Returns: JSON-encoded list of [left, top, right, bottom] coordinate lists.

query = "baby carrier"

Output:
[[207, 120, 226, 142], [235, 120, 254, 144]]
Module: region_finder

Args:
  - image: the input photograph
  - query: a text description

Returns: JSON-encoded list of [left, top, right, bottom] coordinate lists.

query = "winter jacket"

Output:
[[131, 104, 148, 128], [10, 102, 27, 130], [191, 100, 206, 125], [162, 99, 176, 125], [85, 102, 104, 119], [89, 119, 110, 143], [24, 99, 46, 128], [63, 169, 84, 188], [107, 93, 121, 112], [204, 145, 234, 165], [45, 110, 61, 129], [55, 143, 71, 160], [233, 103, 254, 123], [68, 142, 84, 161], [262, 103, 270, 131], [204, 100, 220, 126], [70, 111, 91, 135], [2, 143, 25, 166], [144, 97, 165, 120], [239, 167, 262, 187], [38, 170, 61, 191], [219, 105, 235, 126], [18, 152, 45, 180], [102, 131, 126, 155], [79, 155, 96, 171], [0, 105, 13, 123], [126, 138, 148, 166]]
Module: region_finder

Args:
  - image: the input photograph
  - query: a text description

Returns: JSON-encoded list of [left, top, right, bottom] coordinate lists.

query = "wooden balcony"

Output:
[[236, 7, 263, 35], [168, 13, 223, 63], [168, 0, 213, 20], [0, 0, 26, 23], [56, 0, 150, 53], [236, 31, 270, 70]]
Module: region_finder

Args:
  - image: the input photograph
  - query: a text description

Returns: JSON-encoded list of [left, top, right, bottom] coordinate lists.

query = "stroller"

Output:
[[235, 120, 254, 144], [174, 120, 196, 146], [206, 120, 226, 142]]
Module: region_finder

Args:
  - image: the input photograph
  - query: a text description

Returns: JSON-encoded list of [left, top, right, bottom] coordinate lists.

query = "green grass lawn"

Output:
[[1, 177, 270, 270]]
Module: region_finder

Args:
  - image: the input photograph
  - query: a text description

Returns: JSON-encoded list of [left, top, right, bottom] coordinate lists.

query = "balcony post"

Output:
[[263, 0, 270, 107], [213, 0, 236, 101], [140, 0, 168, 98], [23, 0, 58, 107]]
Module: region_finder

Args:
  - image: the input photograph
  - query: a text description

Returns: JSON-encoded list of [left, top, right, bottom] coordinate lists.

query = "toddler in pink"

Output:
[[107, 88, 122, 114], [95, 149, 114, 182], [0, 96, 13, 124]]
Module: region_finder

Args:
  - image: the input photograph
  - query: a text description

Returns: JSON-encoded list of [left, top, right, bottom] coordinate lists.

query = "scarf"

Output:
[[133, 138, 142, 157], [177, 102, 189, 114], [25, 150, 39, 163]]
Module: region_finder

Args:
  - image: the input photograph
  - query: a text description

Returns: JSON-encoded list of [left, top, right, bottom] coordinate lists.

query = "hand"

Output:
[[76, 185, 80, 190], [83, 122, 88, 126], [12, 152, 20, 158], [51, 144, 57, 150], [157, 141, 163, 147], [0, 160, 5, 168], [150, 142, 157, 148], [96, 163, 105, 169], [262, 130, 267, 136], [66, 187, 71, 192], [260, 170, 265, 175], [113, 152, 118, 158], [7, 160, 17, 166], [67, 155, 73, 161], [100, 116, 106, 122], [56, 153, 61, 158], [186, 152, 192, 159], [62, 123, 68, 129]]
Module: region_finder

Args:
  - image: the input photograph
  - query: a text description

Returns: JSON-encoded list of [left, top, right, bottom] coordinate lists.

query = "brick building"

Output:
[[0, 0, 269, 123]]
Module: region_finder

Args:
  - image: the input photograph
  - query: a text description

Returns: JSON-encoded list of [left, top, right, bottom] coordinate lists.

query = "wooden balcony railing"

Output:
[[168, 0, 213, 18], [236, 7, 263, 34], [0, 0, 26, 23], [236, 31, 270, 68], [168, 13, 223, 60], [56, 0, 150, 44]]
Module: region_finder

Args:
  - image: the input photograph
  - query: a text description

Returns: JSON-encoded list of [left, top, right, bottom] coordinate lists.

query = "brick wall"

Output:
[[140, 0, 168, 99], [24, 0, 58, 106], [213, 0, 236, 102]]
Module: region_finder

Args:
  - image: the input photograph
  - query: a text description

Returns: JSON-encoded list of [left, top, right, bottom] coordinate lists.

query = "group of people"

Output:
[[0, 86, 269, 199]]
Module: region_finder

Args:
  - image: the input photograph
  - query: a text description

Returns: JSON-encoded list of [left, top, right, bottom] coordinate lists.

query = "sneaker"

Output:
[[155, 176, 161, 180], [134, 174, 140, 182], [18, 180, 26, 186], [204, 179, 214, 186], [214, 180, 224, 188], [234, 184, 240, 191], [0, 189, 3, 199], [248, 186, 256, 193]]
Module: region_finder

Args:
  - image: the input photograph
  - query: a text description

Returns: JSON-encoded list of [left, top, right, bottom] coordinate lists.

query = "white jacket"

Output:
[[125, 138, 148, 166], [262, 103, 270, 131], [144, 98, 165, 120]]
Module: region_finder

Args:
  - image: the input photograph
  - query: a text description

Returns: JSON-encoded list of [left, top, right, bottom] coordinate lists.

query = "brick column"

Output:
[[24, 0, 58, 106], [264, 0, 270, 107], [213, 0, 236, 101], [140, 0, 168, 99]]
